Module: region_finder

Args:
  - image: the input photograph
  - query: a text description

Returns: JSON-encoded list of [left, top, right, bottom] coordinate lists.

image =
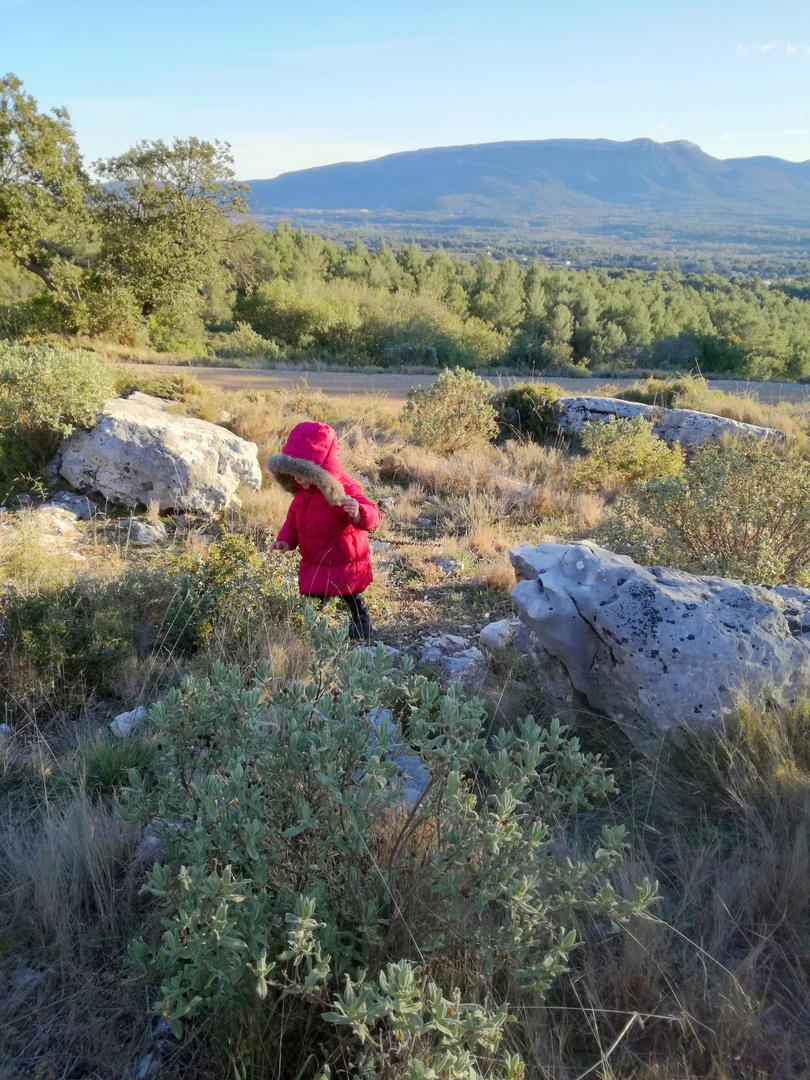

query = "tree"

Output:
[[0, 72, 89, 290], [93, 137, 249, 324]]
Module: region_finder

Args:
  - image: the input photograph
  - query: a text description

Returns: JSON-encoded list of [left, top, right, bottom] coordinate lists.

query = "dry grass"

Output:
[[4, 378, 810, 1077], [0, 783, 151, 1078]]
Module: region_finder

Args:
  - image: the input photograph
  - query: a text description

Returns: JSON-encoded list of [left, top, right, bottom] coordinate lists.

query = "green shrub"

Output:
[[0, 343, 115, 497], [215, 321, 279, 360], [122, 610, 655, 1076], [491, 381, 563, 443], [0, 342, 115, 440], [602, 439, 810, 584], [572, 416, 684, 492], [403, 367, 498, 455], [0, 535, 304, 723]]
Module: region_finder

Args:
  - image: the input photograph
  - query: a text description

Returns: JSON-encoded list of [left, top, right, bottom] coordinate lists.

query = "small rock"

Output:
[[378, 496, 397, 511], [110, 706, 149, 738], [119, 520, 168, 546], [0, 507, 8, 517], [439, 649, 485, 680], [33, 506, 80, 535], [356, 643, 403, 659], [14, 968, 45, 990], [425, 495, 441, 505], [0, 723, 12, 739], [430, 556, 463, 574], [479, 618, 520, 650], [415, 517, 432, 526], [13, 493, 32, 509], [45, 491, 97, 520], [135, 1050, 161, 1079], [366, 708, 430, 804], [369, 539, 392, 554]]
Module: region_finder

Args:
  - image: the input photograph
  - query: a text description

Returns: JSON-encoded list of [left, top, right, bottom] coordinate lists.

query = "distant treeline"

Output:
[[229, 224, 810, 378], [3, 73, 810, 378]]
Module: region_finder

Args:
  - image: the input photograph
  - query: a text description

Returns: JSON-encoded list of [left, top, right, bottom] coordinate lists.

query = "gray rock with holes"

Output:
[[509, 541, 810, 739], [54, 392, 261, 513]]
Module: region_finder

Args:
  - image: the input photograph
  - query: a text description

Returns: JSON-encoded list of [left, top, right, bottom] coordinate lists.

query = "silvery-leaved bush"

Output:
[[123, 606, 655, 1077]]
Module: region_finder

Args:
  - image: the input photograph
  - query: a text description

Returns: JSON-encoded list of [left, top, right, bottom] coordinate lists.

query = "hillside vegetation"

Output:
[[3, 76, 810, 379], [1, 352, 809, 1077]]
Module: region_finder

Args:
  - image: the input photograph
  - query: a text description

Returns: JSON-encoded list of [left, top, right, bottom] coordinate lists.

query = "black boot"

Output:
[[344, 593, 373, 643]]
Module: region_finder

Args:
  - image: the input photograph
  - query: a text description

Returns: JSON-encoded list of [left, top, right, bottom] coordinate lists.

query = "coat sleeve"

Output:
[[276, 498, 300, 549], [344, 477, 380, 532]]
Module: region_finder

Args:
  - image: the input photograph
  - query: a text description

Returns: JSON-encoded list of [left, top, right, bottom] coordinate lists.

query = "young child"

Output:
[[267, 421, 381, 641]]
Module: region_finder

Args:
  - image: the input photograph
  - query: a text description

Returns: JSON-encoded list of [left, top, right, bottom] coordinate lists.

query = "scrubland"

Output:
[[1, 353, 809, 1079]]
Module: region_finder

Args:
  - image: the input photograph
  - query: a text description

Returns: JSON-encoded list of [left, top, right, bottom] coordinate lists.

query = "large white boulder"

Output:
[[552, 396, 658, 436], [552, 395, 788, 448], [55, 393, 261, 513], [655, 408, 787, 448], [509, 541, 810, 739]]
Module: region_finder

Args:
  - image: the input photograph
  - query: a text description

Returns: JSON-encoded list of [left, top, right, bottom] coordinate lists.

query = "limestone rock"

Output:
[[420, 634, 484, 681], [55, 393, 262, 513], [509, 541, 810, 739], [552, 396, 657, 436], [430, 556, 463, 573], [552, 395, 787, 449], [378, 496, 397, 511], [117, 519, 168, 546], [366, 707, 430, 804], [110, 705, 149, 738], [479, 618, 520, 650], [655, 408, 787, 448], [43, 491, 98, 519]]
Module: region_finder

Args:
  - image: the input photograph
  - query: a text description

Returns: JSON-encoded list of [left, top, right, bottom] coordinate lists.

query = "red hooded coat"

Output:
[[267, 422, 380, 597]]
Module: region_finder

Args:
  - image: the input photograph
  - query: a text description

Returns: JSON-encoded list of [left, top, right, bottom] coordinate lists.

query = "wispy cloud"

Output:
[[786, 42, 798, 55], [735, 43, 750, 58], [760, 41, 777, 52]]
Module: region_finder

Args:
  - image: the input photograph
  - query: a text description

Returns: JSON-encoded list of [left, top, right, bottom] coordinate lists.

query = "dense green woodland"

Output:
[[2, 73, 810, 378]]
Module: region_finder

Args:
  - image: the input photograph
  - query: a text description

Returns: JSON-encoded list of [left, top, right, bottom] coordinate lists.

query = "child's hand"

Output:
[[341, 495, 360, 522], [269, 540, 290, 552]]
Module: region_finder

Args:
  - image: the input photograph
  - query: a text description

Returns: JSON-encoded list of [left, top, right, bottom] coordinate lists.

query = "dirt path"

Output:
[[126, 364, 810, 406]]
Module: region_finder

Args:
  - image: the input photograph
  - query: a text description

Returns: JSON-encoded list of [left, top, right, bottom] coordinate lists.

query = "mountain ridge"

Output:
[[242, 138, 810, 233]]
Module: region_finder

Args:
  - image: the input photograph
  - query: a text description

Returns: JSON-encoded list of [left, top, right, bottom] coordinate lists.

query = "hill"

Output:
[[244, 138, 810, 248]]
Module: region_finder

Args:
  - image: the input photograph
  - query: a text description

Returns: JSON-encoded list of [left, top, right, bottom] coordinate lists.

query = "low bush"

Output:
[[571, 416, 684, 492], [215, 320, 280, 360], [491, 381, 563, 443], [403, 367, 498, 455], [602, 439, 810, 584], [0, 342, 116, 498], [123, 609, 655, 1076], [0, 534, 304, 724]]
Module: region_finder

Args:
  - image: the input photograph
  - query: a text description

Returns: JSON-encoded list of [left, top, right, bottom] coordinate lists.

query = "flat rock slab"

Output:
[[552, 395, 788, 448], [510, 541, 810, 739], [55, 393, 262, 513]]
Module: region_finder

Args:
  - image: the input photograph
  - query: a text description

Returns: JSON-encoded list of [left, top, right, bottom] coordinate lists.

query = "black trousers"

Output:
[[307, 592, 372, 639]]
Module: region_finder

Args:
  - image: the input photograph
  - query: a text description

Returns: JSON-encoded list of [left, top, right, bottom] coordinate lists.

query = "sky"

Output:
[[2, 0, 810, 179]]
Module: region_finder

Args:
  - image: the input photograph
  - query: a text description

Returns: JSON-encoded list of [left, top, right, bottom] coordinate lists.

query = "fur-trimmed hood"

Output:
[[267, 421, 346, 506]]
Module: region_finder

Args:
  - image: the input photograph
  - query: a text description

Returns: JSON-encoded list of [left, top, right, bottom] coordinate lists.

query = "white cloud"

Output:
[[735, 43, 749, 58], [786, 42, 797, 55], [761, 41, 777, 52]]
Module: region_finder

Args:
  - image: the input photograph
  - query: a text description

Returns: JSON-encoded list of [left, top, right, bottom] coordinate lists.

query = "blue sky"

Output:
[[2, 0, 809, 178]]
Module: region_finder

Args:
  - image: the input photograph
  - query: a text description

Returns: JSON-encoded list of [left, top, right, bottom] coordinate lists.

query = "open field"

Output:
[[122, 363, 810, 406]]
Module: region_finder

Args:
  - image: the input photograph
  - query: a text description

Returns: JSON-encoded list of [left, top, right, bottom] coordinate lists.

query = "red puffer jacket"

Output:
[[267, 421, 380, 597]]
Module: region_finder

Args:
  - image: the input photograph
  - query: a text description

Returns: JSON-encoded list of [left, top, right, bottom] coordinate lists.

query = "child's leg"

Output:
[[342, 592, 372, 642]]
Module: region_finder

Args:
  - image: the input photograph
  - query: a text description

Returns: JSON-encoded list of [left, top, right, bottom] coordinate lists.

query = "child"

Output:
[[267, 421, 381, 641]]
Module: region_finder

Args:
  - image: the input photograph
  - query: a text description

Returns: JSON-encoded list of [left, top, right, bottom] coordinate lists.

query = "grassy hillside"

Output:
[[1, 354, 809, 1077]]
